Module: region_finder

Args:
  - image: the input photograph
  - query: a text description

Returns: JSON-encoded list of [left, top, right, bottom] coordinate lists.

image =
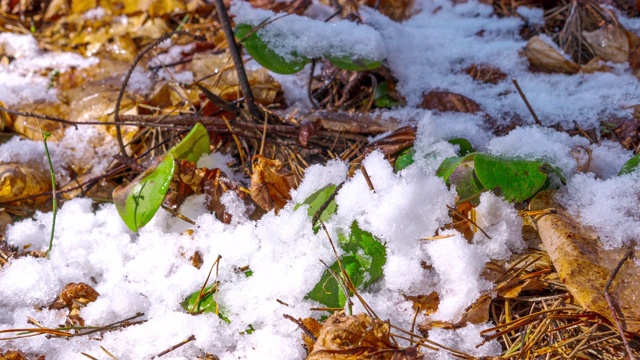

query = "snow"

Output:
[[1, 0, 640, 358]]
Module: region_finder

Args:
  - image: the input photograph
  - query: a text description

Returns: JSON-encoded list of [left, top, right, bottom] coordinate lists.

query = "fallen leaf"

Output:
[[363, 0, 415, 20], [420, 91, 482, 113], [250, 155, 297, 213], [49, 282, 100, 310], [524, 36, 580, 74], [530, 191, 640, 333], [307, 312, 410, 360], [464, 64, 507, 84], [405, 292, 440, 316], [0, 163, 52, 205], [579, 57, 613, 74], [0, 350, 26, 360], [582, 25, 629, 63]]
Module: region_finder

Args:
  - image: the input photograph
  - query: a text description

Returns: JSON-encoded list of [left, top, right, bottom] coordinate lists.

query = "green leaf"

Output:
[[113, 154, 176, 232], [450, 162, 485, 205], [296, 184, 338, 222], [436, 153, 475, 184], [326, 55, 382, 71], [169, 122, 210, 162], [447, 138, 474, 156], [235, 24, 309, 75], [394, 147, 415, 172], [306, 222, 386, 309], [473, 153, 548, 202], [374, 82, 399, 108], [306, 256, 362, 309], [181, 284, 230, 323], [619, 153, 640, 176]]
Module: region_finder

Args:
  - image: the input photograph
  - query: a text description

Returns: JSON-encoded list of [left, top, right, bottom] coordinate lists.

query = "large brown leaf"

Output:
[[524, 36, 580, 74], [530, 191, 640, 333], [582, 25, 629, 64], [420, 91, 481, 113], [0, 163, 52, 205]]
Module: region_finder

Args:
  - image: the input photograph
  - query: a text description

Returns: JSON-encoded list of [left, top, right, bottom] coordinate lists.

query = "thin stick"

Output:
[[41, 131, 57, 259], [212, 0, 261, 120], [153, 334, 196, 358], [512, 79, 542, 126], [604, 249, 635, 360], [361, 165, 375, 192], [283, 314, 317, 342]]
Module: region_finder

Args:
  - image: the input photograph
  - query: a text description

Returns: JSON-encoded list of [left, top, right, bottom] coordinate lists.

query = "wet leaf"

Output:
[[113, 154, 176, 232], [618, 152, 640, 175], [181, 284, 230, 323], [530, 191, 640, 333], [473, 153, 548, 202], [250, 155, 297, 213], [394, 147, 415, 171], [49, 282, 99, 310], [524, 36, 580, 74], [448, 138, 474, 156], [235, 24, 309, 74], [420, 91, 481, 113]]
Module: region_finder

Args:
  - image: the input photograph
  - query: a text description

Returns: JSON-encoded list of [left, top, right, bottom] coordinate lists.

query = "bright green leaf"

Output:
[[235, 24, 309, 74], [436, 153, 475, 184], [473, 153, 548, 202], [169, 122, 210, 162], [374, 82, 400, 108], [447, 138, 474, 156], [181, 284, 230, 323], [113, 154, 176, 232], [295, 184, 338, 233], [619, 153, 640, 176], [307, 222, 386, 310], [394, 147, 415, 172]]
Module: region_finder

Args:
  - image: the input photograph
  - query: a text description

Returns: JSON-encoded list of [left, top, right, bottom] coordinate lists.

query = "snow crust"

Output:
[[1, 0, 640, 358]]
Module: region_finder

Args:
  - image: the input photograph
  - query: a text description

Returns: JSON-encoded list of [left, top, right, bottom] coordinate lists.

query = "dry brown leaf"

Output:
[[582, 25, 629, 64], [524, 36, 580, 74], [307, 312, 407, 360], [464, 64, 507, 84], [580, 57, 613, 73], [250, 155, 297, 214], [60, 175, 117, 202], [365, 126, 416, 159], [0, 163, 52, 205], [419, 294, 491, 332], [363, 0, 415, 20], [404, 292, 440, 316], [301, 317, 324, 353], [190, 251, 204, 269], [49, 282, 100, 310], [305, 111, 398, 135], [249, 0, 311, 14], [530, 191, 640, 333], [191, 52, 282, 106], [0, 350, 27, 360], [419, 91, 482, 113]]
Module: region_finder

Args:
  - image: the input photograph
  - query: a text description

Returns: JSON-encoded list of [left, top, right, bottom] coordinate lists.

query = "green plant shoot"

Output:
[[113, 123, 210, 232], [42, 131, 57, 259]]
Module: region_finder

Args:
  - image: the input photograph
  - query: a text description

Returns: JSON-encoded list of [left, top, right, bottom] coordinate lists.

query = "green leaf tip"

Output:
[[234, 24, 309, 75], [181, 284, 230, 323], [619, 153, 640, 176]]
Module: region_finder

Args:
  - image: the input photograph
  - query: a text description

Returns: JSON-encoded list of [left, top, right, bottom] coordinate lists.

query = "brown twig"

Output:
[[153, 334, 196, 358], [212, 0, 261, 120], [283, 314, 317, 342], [360, 165, 375, 192], [604, 248, 635, 360], [512, 79, 542, 126]]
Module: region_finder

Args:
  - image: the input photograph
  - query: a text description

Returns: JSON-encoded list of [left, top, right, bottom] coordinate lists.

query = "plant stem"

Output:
[[42, 132, 57, 259]]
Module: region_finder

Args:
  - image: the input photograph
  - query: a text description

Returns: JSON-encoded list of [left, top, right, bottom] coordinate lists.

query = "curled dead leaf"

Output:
[[250, 155, 297, 213], [307, 312, 411, 360], [420, 91, 482, 113], [0, 350, 27, 360], [524, 36, 580, 74], [530, 191, 640, 333], [49, 282, 99, 310]]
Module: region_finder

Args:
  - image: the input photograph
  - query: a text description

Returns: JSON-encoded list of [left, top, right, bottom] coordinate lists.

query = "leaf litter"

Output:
[[0, 0, 640, 359]]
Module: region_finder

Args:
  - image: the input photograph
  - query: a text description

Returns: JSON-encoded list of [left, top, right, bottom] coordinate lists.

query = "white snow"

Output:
[[1, 0, 640, 358]]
